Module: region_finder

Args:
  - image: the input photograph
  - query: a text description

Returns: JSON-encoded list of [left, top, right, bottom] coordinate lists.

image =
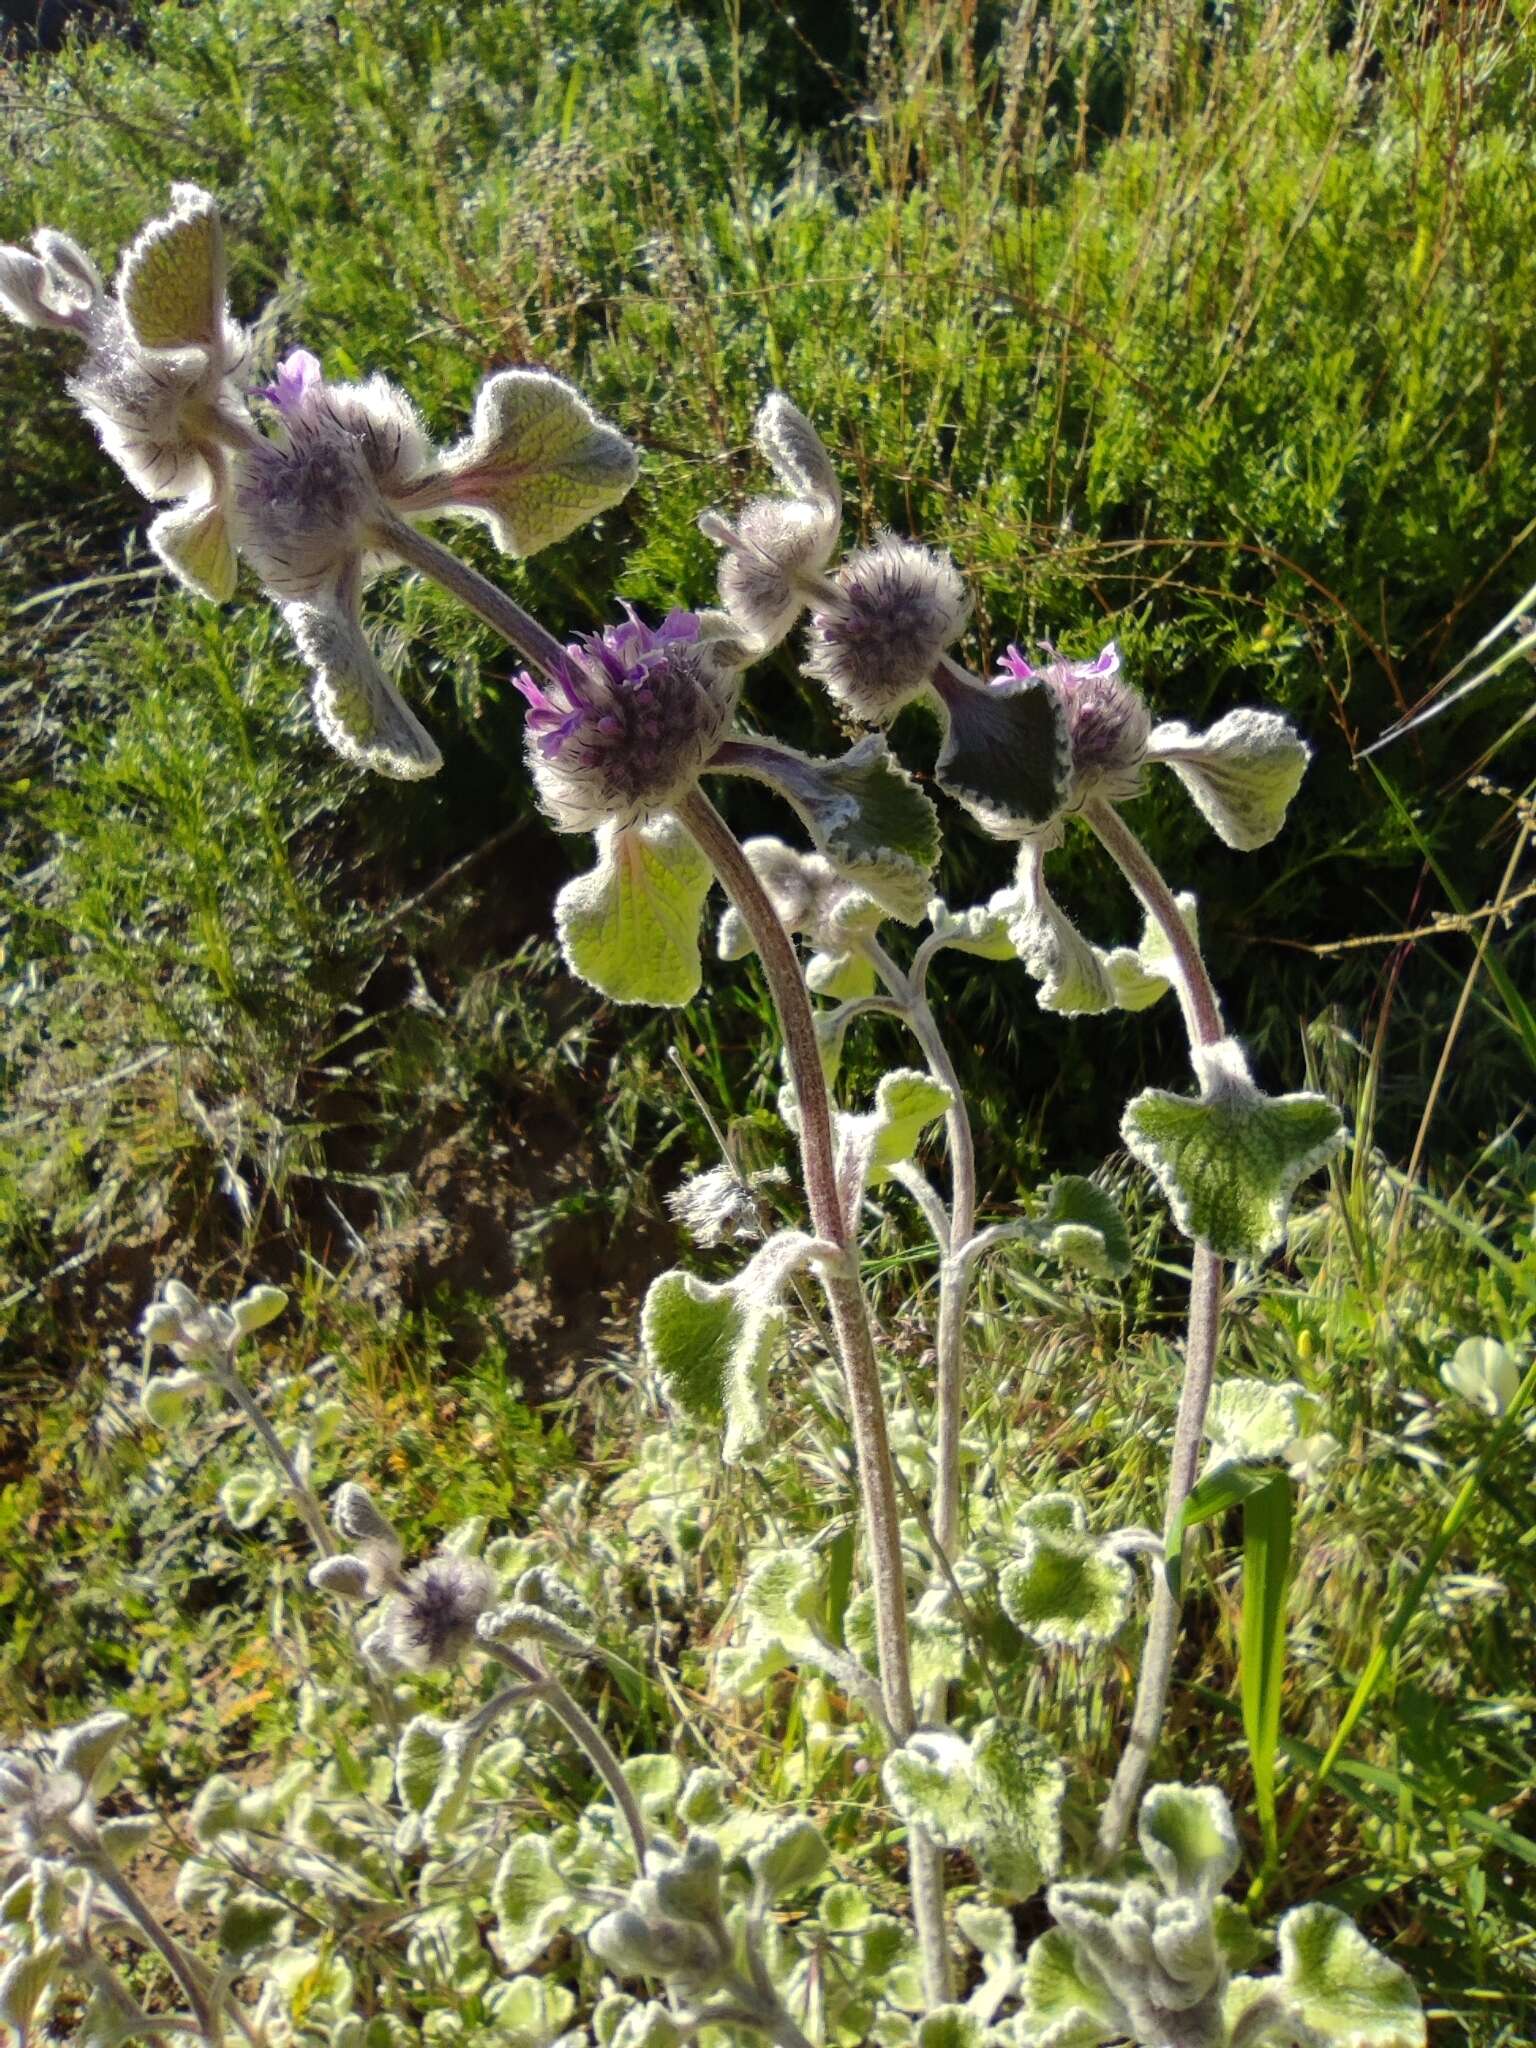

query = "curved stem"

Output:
[[84, 1856, 227, 2045], [373, 510, 570, 682], [860, 939, 977, 1719], [675, 789, 951, 2002], [483, 1641, 649, 1867], [677, 789, 913, 1735], [1084, 800, 1227, 1863], [215, 1368, 333, 1557], [1084, 800, 1223, 1053]]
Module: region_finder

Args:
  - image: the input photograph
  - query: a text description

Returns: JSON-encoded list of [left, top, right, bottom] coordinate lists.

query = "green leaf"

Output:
[[218, 1892, 293, 1960], [969, 1720, 1068, 1898], [1018, 1927, 1119, 2046], [641, 1232, 819, 1461], [493, 1836, 587, 1970], [677, 1767, 730, 1827], [932, 666, 1072, 835], [142, 1369, 208, 1429], [118, 185, 224, 349], [1241, 1474, 1293, 1871], [653, 1834, 724, 1922], [57, 1710, 131, 1788], [845, 1587, 965, 1695], [883, 1729, 980, 1842], [883, 1722, 1065, 1901], [926, 896, 1015, 961], [999, 1525, 1132, 1650], [1103, 894, 1199, 1013], [1039, 1177, 1132, 1280], [396, 1716, 456, 1814], [1137, 1784, 1241, 1901], [231, 1284, 287, 1335], [1207, 1380, 1313, 1468], [839, 1067, 954, 1195], [748, 1817, 828, 1898], [956, 1903, 1017, 1968], [606, 2003, 686, 2048], [1169, 1461, 1275, 1598], [742, 1549, 827, 1657], [1275, 1903, 1425, 2046], [725, 735, 940, 921], [821, 1883, 872, 1933], [429, 366, 639, 557], [0, 1946, 62, 2033], [1147, 710, 1310, 852], [483, 1972, 578, 2045], [1122, 1042, 1345, 1260], [556, 816, 713, 1008], [219, 1467, 280, 1530], [1001, 847, 1117, 1016], [916, 2007, 989, 2048], [1015, 1493, 1089, 1536], [806, 946, 878, 1000], [621, 1752, 683, 1815], [96, 1816, 154, 1866]]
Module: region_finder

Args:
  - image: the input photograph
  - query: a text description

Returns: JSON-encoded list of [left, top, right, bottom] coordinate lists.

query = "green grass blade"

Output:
[[1167, 1461, 1274, 1600], [1240, 1470, 1293, 1875]]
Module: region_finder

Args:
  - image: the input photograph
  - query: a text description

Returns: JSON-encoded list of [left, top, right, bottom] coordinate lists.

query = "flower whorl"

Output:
[[804, 534, 971, 725], [516, 608, 746, 832]]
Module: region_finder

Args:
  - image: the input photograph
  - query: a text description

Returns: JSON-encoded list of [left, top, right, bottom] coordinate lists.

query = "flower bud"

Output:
[[139, 1281, 237, 1366], [702, 392, 842, 647], [383, 1555, 496, 1671], [516, 608, 745, 833], [587, 1896, 725, 1990], [803, 535, 969, 724]]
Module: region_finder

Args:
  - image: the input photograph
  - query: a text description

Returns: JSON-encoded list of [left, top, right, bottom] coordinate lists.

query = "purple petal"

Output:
[[261, 348, 323, 414]]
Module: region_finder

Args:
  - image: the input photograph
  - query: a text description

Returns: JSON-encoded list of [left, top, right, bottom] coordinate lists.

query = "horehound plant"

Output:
[[0, 190, 1431, 2048]]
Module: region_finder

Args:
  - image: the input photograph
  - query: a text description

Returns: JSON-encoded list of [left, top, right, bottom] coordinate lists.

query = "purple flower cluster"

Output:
[[516, 607, 741, 831]]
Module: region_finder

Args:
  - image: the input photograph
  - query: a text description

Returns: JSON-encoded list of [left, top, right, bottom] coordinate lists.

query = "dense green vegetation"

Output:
[[1, 1, 1533, 2042]]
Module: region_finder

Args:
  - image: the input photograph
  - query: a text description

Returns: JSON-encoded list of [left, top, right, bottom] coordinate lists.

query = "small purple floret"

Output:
[[514, 605, 743, 830], [514, 606, 701, 761], [261, 347, 323, 415]]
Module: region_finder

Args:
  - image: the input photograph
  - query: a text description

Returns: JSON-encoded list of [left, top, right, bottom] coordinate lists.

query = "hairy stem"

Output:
[[216, 1368, 333, 1558], [374, 511, 571, 681], [84, 1855, 228, 2046], [677, 790, 914, 1732], [483, 1641, 648, 1866], [862, 938, 977, 1722], [1094, 1244, 1224, 1861], [1085, 800, 1227, 1863], [1084, 801, 1223, 1050], [675, 788, 950, 2001]]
